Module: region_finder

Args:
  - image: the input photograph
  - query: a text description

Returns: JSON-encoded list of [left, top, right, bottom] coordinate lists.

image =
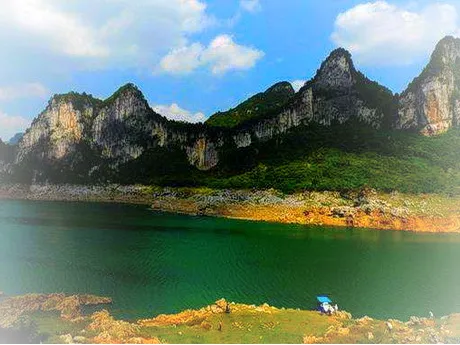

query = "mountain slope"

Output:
[[206, 82, 295, 128], [7, 133, 23, 145], [0, 140, 15, 176], [398, 36, 460, 135], [5, 37, 460, 194]]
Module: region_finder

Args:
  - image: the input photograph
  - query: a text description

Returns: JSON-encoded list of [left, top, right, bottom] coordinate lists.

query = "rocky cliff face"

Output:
[[92, 86, 151, 162], [10, 50, 398, 179], [397, 36, 460, 135], [230, 48, 393, 146], [14, 84, 224, 176], [17, 93, 99, 165], [11, 37, 460, 182]]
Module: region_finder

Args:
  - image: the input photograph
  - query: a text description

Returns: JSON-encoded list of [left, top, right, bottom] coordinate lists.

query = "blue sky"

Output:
[[0, 0, 459, 140]]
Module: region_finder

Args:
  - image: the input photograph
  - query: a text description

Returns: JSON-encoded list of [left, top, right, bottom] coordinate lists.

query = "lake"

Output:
[[0, 199, 459, 321]]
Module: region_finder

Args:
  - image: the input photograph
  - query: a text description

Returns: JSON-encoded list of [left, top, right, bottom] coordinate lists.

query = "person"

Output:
[[225, 302, 231, 314], [320, 303, 327, 314], [429, 311, 434, 319]]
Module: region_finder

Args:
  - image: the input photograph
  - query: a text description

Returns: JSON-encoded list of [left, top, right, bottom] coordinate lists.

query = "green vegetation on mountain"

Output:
[[53, 91, 103, 112], [102, 83, 143, 108], [354, 72, 398, 128], [5, 37, 460, 197], [112, 122, 460, 195], [210, 127, 460, 194], [206, 82, 295, 128]]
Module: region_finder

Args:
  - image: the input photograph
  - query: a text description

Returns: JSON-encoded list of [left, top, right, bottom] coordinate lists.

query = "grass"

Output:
[[139, 309, 339, 344], [28, 311, 91, 343], [6, 300, 460, 344]]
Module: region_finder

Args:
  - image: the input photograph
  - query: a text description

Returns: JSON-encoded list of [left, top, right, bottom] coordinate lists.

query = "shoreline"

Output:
[[1, 292, 459, 344], [0, 183, 459, 233]]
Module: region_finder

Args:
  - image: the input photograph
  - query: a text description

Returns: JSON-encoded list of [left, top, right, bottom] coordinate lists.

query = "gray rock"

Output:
[[397, 36, 460, 135]]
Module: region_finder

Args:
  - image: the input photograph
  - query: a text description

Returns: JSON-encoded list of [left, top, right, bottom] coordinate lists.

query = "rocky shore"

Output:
[[0, 292, 459, 344], [0, 184, 459, 233]]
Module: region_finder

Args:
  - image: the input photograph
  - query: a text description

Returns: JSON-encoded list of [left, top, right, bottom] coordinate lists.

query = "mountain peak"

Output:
[[266, 81, 295, 95], [105, 83, 143, 99], [48, 91, 102, 113], [102, 83, 148, 110], [398, 36, 460, 135], [314, 48, 356, 90], [435, 35, 460, 49], [205, 81, 294, 128], [429, 35, 460, 67]]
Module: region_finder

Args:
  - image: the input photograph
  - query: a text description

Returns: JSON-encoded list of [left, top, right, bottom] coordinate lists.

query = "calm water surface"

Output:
[[0, 199, 460, 321]]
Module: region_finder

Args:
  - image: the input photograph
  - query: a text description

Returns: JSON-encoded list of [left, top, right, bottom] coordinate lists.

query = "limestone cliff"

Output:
[[10, 37, 460, 183], [9, 50, 397, 180], [14, 84, 223, 176], [397, 36, 460, 135], [17, 93, 99, 163], [229, 48, 395, 147]]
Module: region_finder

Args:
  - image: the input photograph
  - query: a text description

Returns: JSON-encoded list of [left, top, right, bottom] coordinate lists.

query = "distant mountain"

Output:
[[206, 82, 295, 128], [7, 133, 23, 145], [3, 36, 460, 194], [0, 139, 15, 175]]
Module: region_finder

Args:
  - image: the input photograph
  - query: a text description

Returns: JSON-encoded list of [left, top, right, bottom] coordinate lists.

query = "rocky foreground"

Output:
[[0, 292, 460, 344], [0, 184, 459, 233]]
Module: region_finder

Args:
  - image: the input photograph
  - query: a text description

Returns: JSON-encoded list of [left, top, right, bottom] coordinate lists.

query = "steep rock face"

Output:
[[397, 36, 460, 135], [92, 85, 151, 162], [229, 48, 393, 146], [12, 49, 396, 179], [15, 84, 223, 174], [90, 84, 222, 170], [186, 138, 219, 170], [16, 95, 96, 163], [15, 37, 460, 182], [313, 48, 355, 90]]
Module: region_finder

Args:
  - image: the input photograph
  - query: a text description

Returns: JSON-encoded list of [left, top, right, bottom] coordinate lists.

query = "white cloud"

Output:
[[0, 112, 30, 141], [153, 103, 206, 123], [0, 0, 108, 58], [331, 1, 460, 65], [240, 0, 261, 13], [159, 34, 264, 75], [203, 35, 264, 74], [291, 80, 306, 92], [159, 43, 204, 75], [0, 0, 215, 69], [0, 83, 49, 101]]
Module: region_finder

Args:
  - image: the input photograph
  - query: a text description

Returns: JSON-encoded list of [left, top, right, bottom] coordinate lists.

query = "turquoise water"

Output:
[[0, 199, 460, 321]]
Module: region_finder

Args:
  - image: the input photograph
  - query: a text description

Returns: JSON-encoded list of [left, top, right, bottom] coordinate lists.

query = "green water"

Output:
[[0, 200, 460, 321]]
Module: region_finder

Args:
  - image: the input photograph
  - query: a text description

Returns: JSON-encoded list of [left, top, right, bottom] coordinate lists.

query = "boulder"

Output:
[[59, 334, 73, 344]]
